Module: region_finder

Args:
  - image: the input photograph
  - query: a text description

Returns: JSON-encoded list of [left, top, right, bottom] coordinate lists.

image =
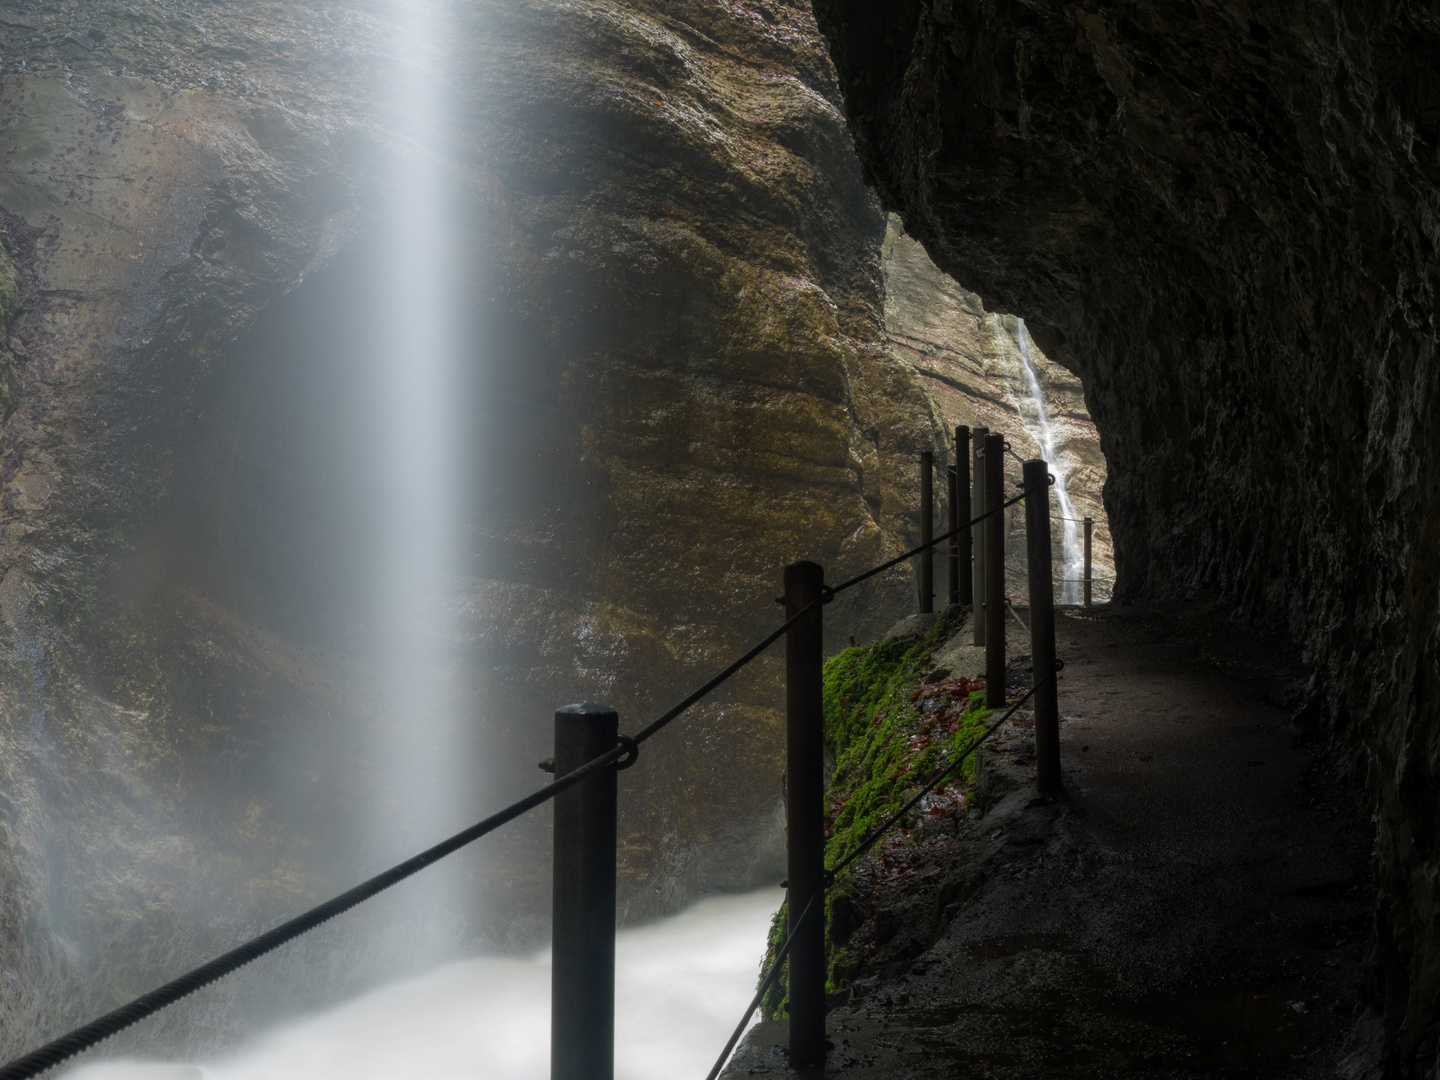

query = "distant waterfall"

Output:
[[992, 316, 1086, 604]]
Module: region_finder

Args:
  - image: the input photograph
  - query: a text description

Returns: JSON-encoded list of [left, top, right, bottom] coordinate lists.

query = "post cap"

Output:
[[555, 702, 618, 720]]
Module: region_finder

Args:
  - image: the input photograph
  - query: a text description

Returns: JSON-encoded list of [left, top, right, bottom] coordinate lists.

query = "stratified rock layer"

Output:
[[810, 1, 1440, 1072], [0, 0, 945, 1050], [881, 214, 1114, 600]]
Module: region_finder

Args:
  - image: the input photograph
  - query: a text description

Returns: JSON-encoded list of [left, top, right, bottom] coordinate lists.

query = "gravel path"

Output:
[[725, 601, 1373, 1079]]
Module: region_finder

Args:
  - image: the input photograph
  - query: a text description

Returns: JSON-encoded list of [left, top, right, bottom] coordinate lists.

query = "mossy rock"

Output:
[[759, 614, 995, 1017]]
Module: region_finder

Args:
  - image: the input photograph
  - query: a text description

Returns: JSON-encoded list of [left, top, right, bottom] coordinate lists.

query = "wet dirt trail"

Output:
[[726, 602, 1372, 1079]]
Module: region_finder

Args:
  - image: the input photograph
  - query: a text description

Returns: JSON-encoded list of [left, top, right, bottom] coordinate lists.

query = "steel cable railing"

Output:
[[702, 670, 1058, 1080], [1005, 597, 1032, 635], [0, 486, 1041, 1080], [826, 486, 1032, 598], [0, 598, 827, 1080], [0, 738, 635, 1080]]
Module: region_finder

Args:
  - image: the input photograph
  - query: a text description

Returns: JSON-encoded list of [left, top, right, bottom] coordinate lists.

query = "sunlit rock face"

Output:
[[881, 214, 1114, 599], [0, 0, 944, 1049], [462, 0, 942, 923], [811, 0, 1440, 1071]]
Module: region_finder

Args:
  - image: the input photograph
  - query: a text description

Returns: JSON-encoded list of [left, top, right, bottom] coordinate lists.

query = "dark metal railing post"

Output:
[[984, 432, 1006, 707], [918, 452, 933, 615], [1023, 461, 1062, 795], [971, 425, 988, 646], [947, 464, 960, 607], [784, 560, 826, 1068], [1084, 516, 1094, 607], [551, 703, 619, 1080], [956, 425, 972, 607]]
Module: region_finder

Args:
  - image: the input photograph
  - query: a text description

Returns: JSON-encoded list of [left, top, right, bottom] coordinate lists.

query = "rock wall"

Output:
[[0, 0, 948, 1052], [810, 1, 1440, 1073], [0, 245, 19, 426], [881, 213, 1114, 600]]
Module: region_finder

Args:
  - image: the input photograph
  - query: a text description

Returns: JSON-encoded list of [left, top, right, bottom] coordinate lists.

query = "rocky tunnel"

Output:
[[810, 0, 1440, 1071], [0, 0, 1432, 1074]]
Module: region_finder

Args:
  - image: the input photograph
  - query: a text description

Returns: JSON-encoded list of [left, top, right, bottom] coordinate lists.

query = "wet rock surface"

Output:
[[809, 2, 1440, 1070], [880, 214, 1113, 600], [727, 604, 1369, 1078], [0, 0, 951, 1055]]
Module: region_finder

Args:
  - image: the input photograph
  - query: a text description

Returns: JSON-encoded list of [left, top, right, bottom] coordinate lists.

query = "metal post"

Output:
[[784, 561, 826, 1068], [918, 452, 933, 615], [1084, 516, 1094, 607], [947, 464, 960, 607], [971, 425, 988, 645], [984, 432, 1006, 707], [1023, 461, 1062, 795], [552, 703, 619, 1080], [957, 425, 972, 607]]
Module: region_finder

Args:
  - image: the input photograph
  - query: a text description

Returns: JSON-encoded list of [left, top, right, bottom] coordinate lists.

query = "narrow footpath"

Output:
[[726, 602, 1372, 1079]]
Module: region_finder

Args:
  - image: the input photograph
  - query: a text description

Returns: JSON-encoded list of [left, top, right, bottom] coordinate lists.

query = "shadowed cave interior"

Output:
[[0, 0, 1436, 1077]]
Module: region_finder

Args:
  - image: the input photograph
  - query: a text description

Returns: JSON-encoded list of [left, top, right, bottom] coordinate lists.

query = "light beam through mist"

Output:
[[367, 0, 465, 921]]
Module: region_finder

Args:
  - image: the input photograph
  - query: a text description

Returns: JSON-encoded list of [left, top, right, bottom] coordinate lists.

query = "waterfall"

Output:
[[992, 316, 1086, 604]]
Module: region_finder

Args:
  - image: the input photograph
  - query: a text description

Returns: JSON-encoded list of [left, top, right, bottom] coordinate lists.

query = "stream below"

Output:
[[63, 888, 781, 1080]]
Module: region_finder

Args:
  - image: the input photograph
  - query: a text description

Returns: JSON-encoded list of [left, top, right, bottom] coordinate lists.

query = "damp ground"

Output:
[[726, 601, 1373, 1079]]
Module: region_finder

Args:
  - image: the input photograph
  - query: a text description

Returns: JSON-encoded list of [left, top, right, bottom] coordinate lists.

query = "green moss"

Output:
[[821, 616, 949, 864], [759, 898, 789, 1019], [759, 616, 999, 1016], [950, 689, 994, 781]]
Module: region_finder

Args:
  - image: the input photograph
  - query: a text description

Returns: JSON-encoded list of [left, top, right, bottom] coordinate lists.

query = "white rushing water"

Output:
[[992, 316, 1087, 604], [65, 889, 781, 1080]]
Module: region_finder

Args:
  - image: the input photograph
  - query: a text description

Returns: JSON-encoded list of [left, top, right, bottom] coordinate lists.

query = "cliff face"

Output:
[[881, 213, 1114, 600], [810, 0, 1440, 1072], [0, 0, 945, 1049]]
